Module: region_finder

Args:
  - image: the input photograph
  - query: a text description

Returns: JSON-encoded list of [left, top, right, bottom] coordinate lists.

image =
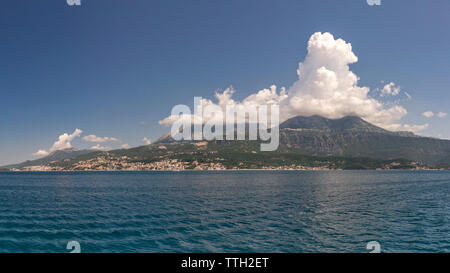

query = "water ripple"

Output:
[[0, 170, 449, 252]]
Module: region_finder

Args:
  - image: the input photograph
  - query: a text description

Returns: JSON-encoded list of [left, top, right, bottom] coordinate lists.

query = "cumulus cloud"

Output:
[[121, 143, 131, 149], [381, 82, 401, 96], [83, 135, 119, 143], [386, 123, 429, 133], [280, 32, 409, 128], [422, 111, 434, 118], [422, 111, 446, 119], [50, 129, 83, 152], [32, 128, 83, 157], [33, 130, 127, 157], [437, 112, 447, 118], [142, 137, 151, 145], [160, 32, 426, 133], [90, 144, 110, 151], [32, 149, 50, 157]]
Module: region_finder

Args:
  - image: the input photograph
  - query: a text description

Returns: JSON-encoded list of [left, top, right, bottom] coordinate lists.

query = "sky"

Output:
[[1, 0, 449, 165]]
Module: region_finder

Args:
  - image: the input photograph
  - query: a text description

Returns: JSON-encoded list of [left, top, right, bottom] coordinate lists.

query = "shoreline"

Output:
[[3, 168, 448, 173]]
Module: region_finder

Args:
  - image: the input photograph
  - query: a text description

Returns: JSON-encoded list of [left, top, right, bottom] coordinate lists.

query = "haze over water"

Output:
[[0, 171, 449, 253]]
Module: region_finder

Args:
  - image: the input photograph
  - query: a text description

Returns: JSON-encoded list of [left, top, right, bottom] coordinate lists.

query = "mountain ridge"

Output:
[[277, 116, 449, 166], [3, 148, 94, 169], [4, 115, 450, 170], [280, 115, 417, 137]]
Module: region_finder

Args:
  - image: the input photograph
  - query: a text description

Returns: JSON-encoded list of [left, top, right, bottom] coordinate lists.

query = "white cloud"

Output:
[[121, 143, 131, 149], [385, 123, 429, 133], [280, 33, 410, 128], [381, 82, 401, 96], [49, 128, 83, 152], [32, 149, 50, 157], [142, 137, 151, 145], [421, 111, 446, 119], [437, 112, 447, 118], [160, 32, 426, 132], [90, 144, 110, 151], [32, 128, 83, 157], [422, 111, 434, 118], [83, 135, 119, 143]]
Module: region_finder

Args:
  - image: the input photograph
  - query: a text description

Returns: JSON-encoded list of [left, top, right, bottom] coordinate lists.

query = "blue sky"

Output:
[[1, 0, 449, 165]]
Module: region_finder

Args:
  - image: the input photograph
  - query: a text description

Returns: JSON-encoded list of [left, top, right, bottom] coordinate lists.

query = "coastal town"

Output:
[[11, 156, 333, 171], [4, 140, 440, 172], [9, 154, 432, 172], [11, 156, 227, 172]]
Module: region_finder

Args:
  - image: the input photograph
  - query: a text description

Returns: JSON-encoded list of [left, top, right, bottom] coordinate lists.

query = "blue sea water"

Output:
[[0, 170, 449, 253]]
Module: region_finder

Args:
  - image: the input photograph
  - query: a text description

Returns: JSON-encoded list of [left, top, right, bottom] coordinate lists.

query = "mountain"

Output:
[[280, 115, 389, 133], [280, 115, 416, 136], [155, 132, 175, 144], [4, 148, 94, 169], [155, 115, 450, 167], [278, 115, 450, 167], [5, 115, 450, 170]]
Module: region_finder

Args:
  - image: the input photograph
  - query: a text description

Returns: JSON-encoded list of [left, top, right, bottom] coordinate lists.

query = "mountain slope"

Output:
[[4, 148, 94, 169], [156, 115, 450, 167], [280, 115, 390, 133], [278, 116, 450, 166], [6, 115, 450, 170]]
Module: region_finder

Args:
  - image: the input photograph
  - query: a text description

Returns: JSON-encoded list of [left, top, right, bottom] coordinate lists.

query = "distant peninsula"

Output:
[[4, 115, 450, 171]]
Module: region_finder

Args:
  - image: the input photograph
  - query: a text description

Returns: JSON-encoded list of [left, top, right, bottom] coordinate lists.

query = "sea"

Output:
[[0, 170, 449, 253]]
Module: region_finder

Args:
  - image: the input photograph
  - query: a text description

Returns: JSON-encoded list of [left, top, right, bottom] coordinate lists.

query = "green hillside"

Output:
[[5, 115, 450, 170]]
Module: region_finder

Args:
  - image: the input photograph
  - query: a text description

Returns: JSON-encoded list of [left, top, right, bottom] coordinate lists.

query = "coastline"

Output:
[[3, 168, 448, 173]]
